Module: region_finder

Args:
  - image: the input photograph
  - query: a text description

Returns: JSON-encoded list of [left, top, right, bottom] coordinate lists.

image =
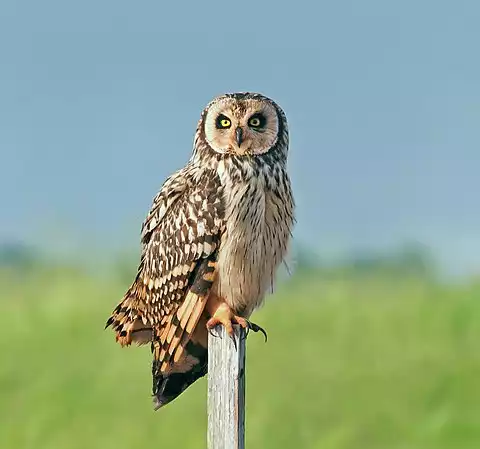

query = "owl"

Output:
[[106, 92, 295, 409]]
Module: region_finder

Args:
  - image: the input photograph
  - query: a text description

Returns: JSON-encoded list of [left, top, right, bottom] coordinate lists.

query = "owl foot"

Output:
[[206, 302, 267, 346], [206, 303, 240, 338]]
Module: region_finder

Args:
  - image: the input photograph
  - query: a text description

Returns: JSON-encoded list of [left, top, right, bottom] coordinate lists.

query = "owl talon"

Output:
[[208, 327, 219, 338], [248, 321, 268, 343], [238, 319, 268, 343], [241, 324, 250, 340]]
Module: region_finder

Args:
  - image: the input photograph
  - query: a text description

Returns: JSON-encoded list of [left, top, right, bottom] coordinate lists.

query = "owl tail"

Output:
[[150, 257, 217, 409], [151, 320, 208, 410], [105, 286, 153, 347]]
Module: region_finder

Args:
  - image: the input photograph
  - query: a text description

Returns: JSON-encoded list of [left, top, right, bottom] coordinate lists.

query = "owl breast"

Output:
[[212, 160, 294, 317]]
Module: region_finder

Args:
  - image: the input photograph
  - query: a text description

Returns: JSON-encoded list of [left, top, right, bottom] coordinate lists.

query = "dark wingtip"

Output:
[[152, 395, 167, 411], [151, 347, 208, 410], [151, 373, 189, 411], [151, 368, 208, 410], [105, 316, 114, 329]]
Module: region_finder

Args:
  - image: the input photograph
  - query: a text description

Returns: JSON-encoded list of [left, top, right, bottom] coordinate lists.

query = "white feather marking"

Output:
[[197, 220, 205, 237], [204, 242, 212, 254]]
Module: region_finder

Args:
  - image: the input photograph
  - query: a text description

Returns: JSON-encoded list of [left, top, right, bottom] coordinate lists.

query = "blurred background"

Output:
[[1, 1, 479, 448]]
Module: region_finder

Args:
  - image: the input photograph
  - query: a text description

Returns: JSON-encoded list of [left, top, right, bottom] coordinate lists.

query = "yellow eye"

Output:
[[248, 115, 264, 128], [216, 114, 232, 129], [220, 119, 231, 128]]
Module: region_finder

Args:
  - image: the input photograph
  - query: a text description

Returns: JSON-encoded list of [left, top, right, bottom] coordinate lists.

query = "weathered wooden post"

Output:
[[207, 325, 246, 449]]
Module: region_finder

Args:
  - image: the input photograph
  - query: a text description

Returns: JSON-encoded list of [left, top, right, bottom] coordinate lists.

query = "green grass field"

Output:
[[2, 267, 480, 449]]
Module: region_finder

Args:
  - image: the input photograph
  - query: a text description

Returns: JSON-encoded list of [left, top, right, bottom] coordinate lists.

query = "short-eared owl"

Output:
[[106, 92, 295, 409]]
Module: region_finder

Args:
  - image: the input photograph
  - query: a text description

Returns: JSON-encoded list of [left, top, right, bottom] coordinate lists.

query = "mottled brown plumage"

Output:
[[106, 92, 295, 409]]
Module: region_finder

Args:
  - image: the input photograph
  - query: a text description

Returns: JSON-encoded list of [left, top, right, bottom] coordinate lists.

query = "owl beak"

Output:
[[235, 127, 243, 147]]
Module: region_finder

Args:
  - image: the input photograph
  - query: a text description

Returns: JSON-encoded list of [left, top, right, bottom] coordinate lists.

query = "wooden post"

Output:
[[207, 325, 246, 449]]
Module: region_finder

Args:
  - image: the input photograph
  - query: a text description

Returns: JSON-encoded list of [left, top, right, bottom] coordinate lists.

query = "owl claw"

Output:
[[208, 327, 219, 338], [239, 320, 268, 343], [250, 322, 268, 342]]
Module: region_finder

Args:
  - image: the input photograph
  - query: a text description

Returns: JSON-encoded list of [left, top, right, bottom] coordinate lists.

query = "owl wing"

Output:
[[106, 164, 224, 371]]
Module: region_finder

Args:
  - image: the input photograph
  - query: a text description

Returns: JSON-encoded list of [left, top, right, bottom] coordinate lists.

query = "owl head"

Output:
[[195, 92, 288, 160]]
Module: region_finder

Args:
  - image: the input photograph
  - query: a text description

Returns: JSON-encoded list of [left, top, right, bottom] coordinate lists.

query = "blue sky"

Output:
[[0, 0, 478, 275]]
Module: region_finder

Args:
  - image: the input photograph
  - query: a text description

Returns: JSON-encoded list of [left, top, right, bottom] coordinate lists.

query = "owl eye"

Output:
[[248, 114, 265, 129], [216, 114, 232, 129]]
